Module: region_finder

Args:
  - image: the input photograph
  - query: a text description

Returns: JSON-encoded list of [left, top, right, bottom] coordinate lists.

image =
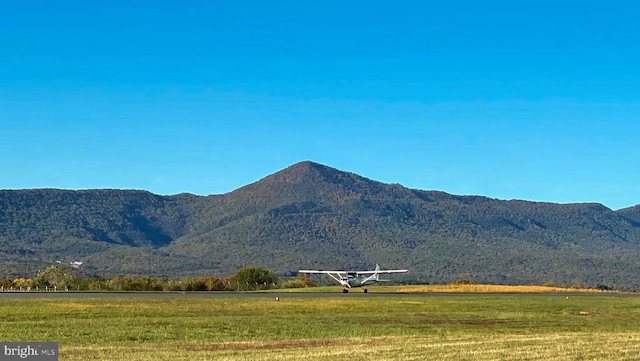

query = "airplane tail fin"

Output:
[[373, 264, 380, 281], [372, 264, 392, 282]]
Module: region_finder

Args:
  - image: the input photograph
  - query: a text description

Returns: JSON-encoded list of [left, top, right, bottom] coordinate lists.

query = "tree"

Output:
[[13, 278, 33, 289], [35, 265, 77, 289], [0, 277, 13, 289], [230, 266, 277, 290]]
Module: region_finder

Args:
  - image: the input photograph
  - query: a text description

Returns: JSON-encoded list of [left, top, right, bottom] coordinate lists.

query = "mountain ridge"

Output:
[[2, 161, 640, 288]]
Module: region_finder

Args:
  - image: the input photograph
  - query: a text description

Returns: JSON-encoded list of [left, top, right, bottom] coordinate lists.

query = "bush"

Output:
[[451, 278, 473, 285], [281, 274, 315, 289], [596, 284, 613, 291], [230, 266, 277, 290]]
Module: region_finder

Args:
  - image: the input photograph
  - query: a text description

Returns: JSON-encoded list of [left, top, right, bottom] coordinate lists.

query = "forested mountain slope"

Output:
[[2, 161, 639, 288]]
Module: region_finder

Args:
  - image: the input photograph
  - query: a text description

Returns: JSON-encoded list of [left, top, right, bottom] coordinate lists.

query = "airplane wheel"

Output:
[[364, 289, 368, 293], [342, 289, 349, 293]]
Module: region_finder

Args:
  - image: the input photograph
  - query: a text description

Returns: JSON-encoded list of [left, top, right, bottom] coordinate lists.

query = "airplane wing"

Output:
[[299, 267, 408, 276], [355, 269, 408, 275], [298, 270, 347, 275]]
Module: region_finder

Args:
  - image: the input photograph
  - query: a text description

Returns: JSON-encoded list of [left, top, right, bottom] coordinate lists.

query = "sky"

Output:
[[1, 1, 639, 210]]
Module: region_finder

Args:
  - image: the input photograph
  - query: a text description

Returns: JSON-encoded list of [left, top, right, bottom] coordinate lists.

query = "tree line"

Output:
[[0, 265, 314, 292]]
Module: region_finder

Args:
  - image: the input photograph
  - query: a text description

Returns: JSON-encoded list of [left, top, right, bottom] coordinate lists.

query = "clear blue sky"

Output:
[[1, 1, 639, 210]]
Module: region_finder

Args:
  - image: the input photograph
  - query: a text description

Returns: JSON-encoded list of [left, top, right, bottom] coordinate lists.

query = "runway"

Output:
[[1, 291, 636, 299]]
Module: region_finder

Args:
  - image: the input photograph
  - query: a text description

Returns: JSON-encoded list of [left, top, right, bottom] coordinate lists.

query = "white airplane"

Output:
[[299, 264, 408, 293]]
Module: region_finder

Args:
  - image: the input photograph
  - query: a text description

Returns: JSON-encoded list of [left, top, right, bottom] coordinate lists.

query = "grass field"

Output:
[[1, 291, 640, 360]]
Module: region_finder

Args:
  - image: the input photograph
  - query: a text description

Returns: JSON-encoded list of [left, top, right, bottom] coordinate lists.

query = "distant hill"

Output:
[[2, 161, 640, 289]]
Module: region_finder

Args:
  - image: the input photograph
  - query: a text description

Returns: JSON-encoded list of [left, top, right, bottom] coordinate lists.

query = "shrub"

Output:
[[451, 278, 473, 285], [230, 266, 277, 290]]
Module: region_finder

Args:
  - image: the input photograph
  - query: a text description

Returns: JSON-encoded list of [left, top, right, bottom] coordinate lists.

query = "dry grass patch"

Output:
[[397, 284, 610, 293], [166, 337, 375, 351]]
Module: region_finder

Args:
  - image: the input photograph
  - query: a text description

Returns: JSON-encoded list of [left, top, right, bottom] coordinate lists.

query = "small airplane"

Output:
[[299, 264, 408, 293]]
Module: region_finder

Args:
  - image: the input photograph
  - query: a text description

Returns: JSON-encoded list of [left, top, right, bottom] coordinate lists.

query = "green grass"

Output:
[[1, 294, 640, 360]]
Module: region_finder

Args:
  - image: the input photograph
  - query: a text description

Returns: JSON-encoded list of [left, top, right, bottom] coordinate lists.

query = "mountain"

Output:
[[2, 161, 640, 288]]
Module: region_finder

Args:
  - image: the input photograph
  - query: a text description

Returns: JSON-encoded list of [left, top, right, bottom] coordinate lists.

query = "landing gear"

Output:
[[363, 289, 368, 294], [342, 288, 349, 293]]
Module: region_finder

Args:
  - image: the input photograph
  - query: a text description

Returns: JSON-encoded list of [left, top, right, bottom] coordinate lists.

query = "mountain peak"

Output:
[[264, 161, 379, 190], [278, 160, 338, 177], [249, 161, 348, 193], [287, 160, 324, 168], [224, 161, 379, 209]]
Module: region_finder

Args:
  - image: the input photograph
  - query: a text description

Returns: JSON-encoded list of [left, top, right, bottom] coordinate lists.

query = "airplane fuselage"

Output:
[[342, 273, 371, 288]]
